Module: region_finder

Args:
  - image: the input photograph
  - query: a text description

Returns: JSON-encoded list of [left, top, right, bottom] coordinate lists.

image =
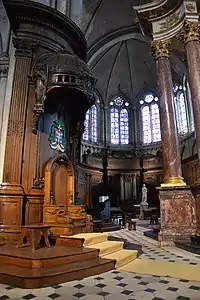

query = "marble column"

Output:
[[179, 21, 200, 234], [151, 40, 186, 187], [0, 39, 34, 236], [180, 21, 200, 170], [151, 40, 197, 246]]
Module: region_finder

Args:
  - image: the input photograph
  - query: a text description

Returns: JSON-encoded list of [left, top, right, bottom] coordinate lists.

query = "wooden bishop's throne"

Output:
[[32, 51, 96, 237], [43, 155, 93, 235]]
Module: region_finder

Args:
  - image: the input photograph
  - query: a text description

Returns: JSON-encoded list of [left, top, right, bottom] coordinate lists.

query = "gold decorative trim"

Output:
[[179, 20, 200, 44], [161, 177, 186, 187], [151, 40, 171, 58]]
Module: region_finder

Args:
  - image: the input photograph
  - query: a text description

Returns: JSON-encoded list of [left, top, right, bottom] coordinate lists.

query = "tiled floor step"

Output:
[[103, 249, 138, 268], [87, 241, 124, 256]]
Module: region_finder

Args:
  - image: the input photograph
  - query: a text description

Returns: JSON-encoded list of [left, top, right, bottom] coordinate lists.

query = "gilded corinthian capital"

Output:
[[151, 40, 171, 59], [179, 21, 200, 44]]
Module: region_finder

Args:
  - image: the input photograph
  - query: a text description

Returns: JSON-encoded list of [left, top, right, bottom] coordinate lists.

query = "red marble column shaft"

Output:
[[157, 57, 182, 180], [185, 41, 200, 159], [152, 41, 185, 186]]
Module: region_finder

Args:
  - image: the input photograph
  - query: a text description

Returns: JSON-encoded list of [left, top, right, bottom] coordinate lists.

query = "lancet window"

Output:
[[140, 92, 161, 144], [109, 96, 130, 145], [82, 99, 100, 143]]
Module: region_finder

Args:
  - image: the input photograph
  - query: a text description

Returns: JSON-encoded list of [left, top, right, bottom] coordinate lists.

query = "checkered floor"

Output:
[[111, 226, 200, 265], [0, 224, 200, 299]]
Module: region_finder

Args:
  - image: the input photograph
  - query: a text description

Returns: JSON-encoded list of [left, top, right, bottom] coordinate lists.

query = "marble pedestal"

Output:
[[157, 186, 197, 247], [191, 184, 200, 235]]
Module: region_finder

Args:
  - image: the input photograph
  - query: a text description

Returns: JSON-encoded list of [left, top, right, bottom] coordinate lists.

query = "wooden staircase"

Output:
[[0, 232, 138, 289], [0, 244, 115, 289]]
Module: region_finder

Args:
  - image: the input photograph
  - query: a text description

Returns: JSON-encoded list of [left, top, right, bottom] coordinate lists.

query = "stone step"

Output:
[[104, 249, 138, 268], [87, 240, 124, 256], [66, 232, 109, 246]]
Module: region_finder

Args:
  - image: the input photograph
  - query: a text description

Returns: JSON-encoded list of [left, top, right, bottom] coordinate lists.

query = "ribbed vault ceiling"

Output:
[[89, 37, 188, 105]]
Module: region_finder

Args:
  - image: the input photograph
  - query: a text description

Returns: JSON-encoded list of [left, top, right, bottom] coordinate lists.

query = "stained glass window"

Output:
[[183, 77, 194, 132], [111, 108, 119, 144], [91, 105, 97, 142], [110, 97, 130, 145], [120, 109, 129, 145], [82, 103, 99, 142], [140, 93, 161, 144], [173, 84, 189, 136], [82, 111, 89, 141]]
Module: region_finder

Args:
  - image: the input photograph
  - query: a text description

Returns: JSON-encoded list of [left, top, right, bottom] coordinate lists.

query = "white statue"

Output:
[[139, 184, 148, 220], [142, 184, 148, 204]]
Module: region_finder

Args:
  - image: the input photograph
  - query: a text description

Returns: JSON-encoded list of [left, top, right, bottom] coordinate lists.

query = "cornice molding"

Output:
[[134, 0, 199, 41]]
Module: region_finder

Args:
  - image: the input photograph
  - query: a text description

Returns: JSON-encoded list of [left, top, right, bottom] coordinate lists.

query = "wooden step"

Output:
[[0, 257, 116, 289], [65, 232, 109, 246], [0, 244, 99, 269], [55, 236, 84, 247]]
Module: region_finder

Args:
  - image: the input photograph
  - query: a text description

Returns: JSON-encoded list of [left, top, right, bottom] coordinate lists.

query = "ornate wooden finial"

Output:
[[179, 20, 200, 45], [151, 40, 171, 59]]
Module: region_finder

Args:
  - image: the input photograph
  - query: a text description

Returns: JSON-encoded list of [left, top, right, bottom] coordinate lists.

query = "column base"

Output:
[[157, 186, 197, 247], [161, 177, 186, 187]]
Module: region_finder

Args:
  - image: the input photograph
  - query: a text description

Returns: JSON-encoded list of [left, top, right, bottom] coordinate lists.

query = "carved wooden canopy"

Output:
[[32, 52, 96, 133]]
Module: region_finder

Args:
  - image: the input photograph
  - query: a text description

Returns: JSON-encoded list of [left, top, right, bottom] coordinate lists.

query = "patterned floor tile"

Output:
[[0, 227, 200, 299]]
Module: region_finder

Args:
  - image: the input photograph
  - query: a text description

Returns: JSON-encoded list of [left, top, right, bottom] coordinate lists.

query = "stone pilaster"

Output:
[[151, 40, 186, 187], [0, 39, 34, 235]]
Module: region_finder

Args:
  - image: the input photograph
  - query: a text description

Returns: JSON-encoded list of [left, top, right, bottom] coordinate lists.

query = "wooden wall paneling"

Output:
[[25, 197, 43, 225]]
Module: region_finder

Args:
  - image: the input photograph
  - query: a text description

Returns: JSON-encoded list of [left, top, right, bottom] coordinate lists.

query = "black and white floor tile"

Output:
[[1, 270, 200, 299], [110, 225, 200, 265], [0, 224, 200, 299]]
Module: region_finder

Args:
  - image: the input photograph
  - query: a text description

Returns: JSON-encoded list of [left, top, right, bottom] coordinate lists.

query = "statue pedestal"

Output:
[[139, 202, 148, 220], [191, 183, 200, 235], [157, 186, 197, 247]]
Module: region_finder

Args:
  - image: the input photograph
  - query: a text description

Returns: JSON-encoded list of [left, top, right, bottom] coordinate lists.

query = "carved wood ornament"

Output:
[[31, 64, 48, 134]]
